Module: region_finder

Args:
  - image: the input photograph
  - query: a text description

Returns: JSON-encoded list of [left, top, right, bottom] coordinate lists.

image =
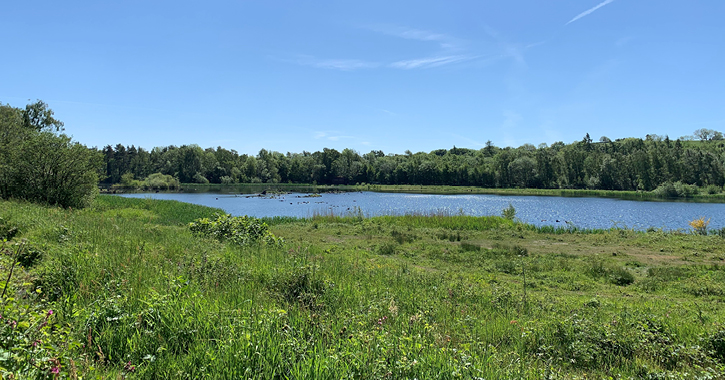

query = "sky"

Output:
[[2, 1, 724, 155]]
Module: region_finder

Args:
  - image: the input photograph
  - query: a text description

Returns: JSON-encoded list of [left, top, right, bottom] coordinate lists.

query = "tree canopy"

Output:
[[0, 101, 102, 208]]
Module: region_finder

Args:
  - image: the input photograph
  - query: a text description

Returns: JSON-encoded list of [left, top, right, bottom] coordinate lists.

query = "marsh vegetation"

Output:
[[2, 196, 725, 378]]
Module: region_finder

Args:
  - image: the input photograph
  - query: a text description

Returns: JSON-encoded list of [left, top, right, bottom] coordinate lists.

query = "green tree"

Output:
[[0, 101, 102, 208]]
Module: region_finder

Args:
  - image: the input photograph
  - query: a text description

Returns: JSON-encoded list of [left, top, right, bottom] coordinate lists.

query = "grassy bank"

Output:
[[170, 183, 725, 203], [1, 196, 725, 378]]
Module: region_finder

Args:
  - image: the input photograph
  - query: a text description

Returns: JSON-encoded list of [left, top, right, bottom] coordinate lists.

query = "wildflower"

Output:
[[10, 320, 17, 329], [47, 309, 54, 316], [510, 320, 517, 325], [51, 367, 60, 374], [124, 361, 136, 372]]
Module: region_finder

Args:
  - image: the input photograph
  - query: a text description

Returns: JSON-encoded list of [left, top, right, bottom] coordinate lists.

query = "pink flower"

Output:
[[51, 367, 60, 374], [47, 310, 54, 316]]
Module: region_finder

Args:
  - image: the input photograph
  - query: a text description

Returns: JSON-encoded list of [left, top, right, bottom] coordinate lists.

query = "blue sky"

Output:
[[2, 1, 724, 155]]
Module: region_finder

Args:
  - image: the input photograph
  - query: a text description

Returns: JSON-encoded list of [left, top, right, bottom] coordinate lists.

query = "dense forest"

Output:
[[3, 100, 725, 205], [102, 131, 725, 192]]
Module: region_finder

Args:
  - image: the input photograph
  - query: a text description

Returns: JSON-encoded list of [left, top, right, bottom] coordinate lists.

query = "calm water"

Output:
[[120, 192, 725, 231]]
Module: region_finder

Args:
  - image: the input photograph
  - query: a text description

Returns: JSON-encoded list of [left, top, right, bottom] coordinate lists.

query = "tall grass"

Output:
[[1, 197, 724, 378]]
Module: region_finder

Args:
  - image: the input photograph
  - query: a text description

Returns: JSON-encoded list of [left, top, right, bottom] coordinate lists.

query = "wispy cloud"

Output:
[[295, 56, 379, 71], [314, 131, 356, 141], [566, 0, 617, 25], [370, 26, 462, 50], [289, 26, 474, 71], [390, 55, 472, 70]]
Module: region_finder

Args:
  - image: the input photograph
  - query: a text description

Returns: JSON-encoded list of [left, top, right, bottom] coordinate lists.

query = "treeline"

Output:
[[102, 131, 725, 192]]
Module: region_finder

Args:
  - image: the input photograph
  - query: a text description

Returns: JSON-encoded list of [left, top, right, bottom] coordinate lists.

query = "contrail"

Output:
[[566, 0, 616, 25]]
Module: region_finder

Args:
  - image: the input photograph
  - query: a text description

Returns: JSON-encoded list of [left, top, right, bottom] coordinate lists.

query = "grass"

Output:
[[1, 195, 725, 378]]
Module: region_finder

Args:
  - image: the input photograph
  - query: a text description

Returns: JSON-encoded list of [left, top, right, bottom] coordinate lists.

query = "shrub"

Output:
[[653, 181, 698, 198], [653, 182, 678, 198], [0, 217, 19, 241], [689, 217, 710, 235], [673, 181, 697, 197], [501, 203, 517, 220], [703, 184, 722, 195], [143, 173, 180, 190], [705, 330, 725, 363], [608, 267, 635, 286], [192, 172, 209, 184], [188, 213, 283, 246], [377, 243, 396, 256], [269, 265, 331, 309], [0, 101, 102, 209]]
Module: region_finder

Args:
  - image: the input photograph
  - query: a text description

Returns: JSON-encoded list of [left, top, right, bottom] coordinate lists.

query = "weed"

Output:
[[501, 203, 517, 221], [459, 242, 481, 252], [608, 267, 635, 286], [705, 330, 725, 363], [377, 243, 396, 256], [689, 217, 711, 235], [0, 217, 19, 241], [270, 265, 331, 309]]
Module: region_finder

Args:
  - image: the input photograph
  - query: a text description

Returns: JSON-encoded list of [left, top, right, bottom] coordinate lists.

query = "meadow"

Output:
[[1, 195, 725, 379]]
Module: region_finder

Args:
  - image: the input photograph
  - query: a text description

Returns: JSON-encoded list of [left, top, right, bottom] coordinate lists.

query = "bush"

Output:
[[653, 181, 698, 198], [653, 182, 678, 198], [0, 217, 19, 241], [703, 184, 722, 195], [192, 172, 209, 184], [0, 101, 102, 209], [270, 265, 331, 309], [188, 213, 283, 246], [689, 217, 710, 235], [608, 267, 635, 286], [674, 181, 697, 197], [501, 203, 517, 220], [143, 173, 180, 190], [706, 330, 725, 363]]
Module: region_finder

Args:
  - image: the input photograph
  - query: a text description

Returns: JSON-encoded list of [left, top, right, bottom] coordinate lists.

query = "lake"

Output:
[[120, 191, 725, 231]]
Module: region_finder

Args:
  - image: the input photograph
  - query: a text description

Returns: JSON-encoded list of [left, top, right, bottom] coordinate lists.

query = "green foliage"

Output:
[[99, 128, 725, 195], [269, 265, 331, 309], [706, 330, 725, 363], [2, 197, 725, 378], [188, 213, 283, 246], [586, 257, 635, 286], [0, 241, 82, 378], [501, 203, 517, 220], [0, 101, 102, 208], [143, 172, 181, 191], [0, 217, 19, 241]]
